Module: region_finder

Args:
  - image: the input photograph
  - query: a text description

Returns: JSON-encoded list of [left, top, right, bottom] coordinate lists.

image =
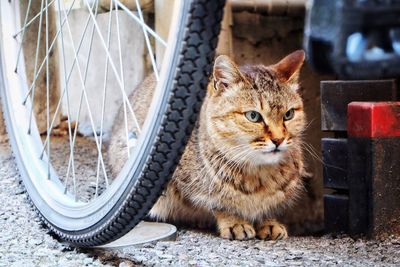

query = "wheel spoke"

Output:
[[22, 0, 78, 105], [61, 0, 108, 197], [14, 0, 33, 73], [39, 0, 101, 158], [56, 0, 77, 194], [135, 0, 159, 81], [27, 0, 45, 135], [59, 0, 110, 190], [95, 0, 114, 197], [64, 91, 84, 197], [114, 5, 131, 158], [45, 0, 51, 180], [82, 0, 141, 134], [113, 0, 167, 47], [13, 0, 56, 38]]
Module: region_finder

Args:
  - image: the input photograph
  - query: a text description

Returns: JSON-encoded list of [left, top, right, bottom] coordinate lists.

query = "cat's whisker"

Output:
[[205, 148, 247, 192], [225, 150, 255, 181], [217, 150, 249, 181], [205, 147, 253, 195], [301, 145, 318, 162], [299, 142, 345, 172], [304, 117, 315, 131], [193, 148, 234, 193], [302, 142, 320, 160]]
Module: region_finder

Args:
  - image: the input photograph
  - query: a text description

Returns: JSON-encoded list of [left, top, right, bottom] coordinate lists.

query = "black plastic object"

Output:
[[304, 0, 400, 79]]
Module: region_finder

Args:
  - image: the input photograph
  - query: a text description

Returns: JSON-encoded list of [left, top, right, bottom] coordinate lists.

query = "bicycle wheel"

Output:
[[0, 0, 225, 247]]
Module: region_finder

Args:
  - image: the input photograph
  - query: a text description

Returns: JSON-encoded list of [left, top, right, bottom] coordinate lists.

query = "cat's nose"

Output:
[[271, 138, 284, 147]]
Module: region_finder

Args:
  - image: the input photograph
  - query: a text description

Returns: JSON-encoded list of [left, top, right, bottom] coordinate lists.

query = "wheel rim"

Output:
[[0, 0, 185, 231]]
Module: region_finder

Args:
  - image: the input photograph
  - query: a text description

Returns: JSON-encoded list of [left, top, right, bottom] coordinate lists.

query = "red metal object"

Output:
[[348, 102, 400, 138]]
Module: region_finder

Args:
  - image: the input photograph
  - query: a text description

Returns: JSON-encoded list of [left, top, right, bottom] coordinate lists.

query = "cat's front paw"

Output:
[[214, 211, 256, 240], [219, 223, 256, 240], [256, 220, 288, 240]]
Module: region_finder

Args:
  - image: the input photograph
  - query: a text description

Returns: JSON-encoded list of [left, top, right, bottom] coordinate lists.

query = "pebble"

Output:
[[83, 257, 93, 265], [28, 238, 43, 246]]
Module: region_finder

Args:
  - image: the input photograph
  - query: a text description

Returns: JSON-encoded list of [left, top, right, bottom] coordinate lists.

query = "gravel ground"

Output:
[[0, 140, 125, 267], [109, 230, 400, 266], [0, 136, 400, 267]]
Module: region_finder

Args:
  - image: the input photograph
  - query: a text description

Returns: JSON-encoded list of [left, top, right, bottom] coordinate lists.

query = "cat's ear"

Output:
[[271, 50, 305, 85], [212, 55, 243, 92]]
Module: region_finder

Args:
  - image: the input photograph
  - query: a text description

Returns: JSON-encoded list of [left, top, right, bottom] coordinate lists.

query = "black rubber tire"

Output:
[[0, 0, 225, 247]]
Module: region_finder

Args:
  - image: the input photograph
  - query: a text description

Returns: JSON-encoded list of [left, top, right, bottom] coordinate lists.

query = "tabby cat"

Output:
[[108, 50, 307, 240]]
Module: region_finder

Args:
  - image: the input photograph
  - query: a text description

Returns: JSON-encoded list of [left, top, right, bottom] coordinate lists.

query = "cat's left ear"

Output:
[[271, 50, 305, 85], [212, 55, 243, 92]]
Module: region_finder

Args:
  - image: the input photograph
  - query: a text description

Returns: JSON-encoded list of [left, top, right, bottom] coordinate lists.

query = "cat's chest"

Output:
[[223, 167, 294, 194], [210, 169, 301, 218]]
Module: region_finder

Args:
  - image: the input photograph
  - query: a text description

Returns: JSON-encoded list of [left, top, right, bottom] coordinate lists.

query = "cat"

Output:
[[108, 50, 307, 240]]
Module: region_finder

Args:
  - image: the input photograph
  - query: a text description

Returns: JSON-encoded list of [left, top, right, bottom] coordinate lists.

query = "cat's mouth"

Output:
[[260, 148, 281, 154], [253, 147, 285, 165]]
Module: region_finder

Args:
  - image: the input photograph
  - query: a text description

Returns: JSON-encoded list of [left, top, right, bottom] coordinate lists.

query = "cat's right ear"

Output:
[[212, 55, 242, 93]]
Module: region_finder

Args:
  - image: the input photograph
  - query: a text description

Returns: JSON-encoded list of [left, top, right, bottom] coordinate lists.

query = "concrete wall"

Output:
[[59, 9, 146, 137]]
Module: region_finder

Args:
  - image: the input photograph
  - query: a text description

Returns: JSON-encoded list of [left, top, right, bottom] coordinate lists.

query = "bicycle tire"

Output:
[[0, 0, 225, 247]]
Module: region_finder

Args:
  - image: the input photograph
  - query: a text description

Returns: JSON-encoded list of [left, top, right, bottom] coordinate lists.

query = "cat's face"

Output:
[[206, 50, 306, 165]]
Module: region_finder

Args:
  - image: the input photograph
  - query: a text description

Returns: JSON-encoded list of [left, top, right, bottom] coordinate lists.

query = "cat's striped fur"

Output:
[[108, 50, 307, 240]]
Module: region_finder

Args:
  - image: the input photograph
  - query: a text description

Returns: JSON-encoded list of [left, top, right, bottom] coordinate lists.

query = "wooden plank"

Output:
[[348, 137, 400, 238], [155, 0, 176, 69], [216, 1, 234, 57], [321, 80, 397, 131], [322, 138, 348, 190], [324, 193, 349, 234], [370, 138, 400, 238], [99, 0, 154, 12], [347, 137, 370, 236]]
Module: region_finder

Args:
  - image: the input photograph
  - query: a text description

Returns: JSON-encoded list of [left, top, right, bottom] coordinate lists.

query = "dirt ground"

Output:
[[0, 135, 399, 267]]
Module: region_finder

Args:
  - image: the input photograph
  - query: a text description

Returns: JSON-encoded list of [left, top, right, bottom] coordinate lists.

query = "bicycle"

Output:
[[0, 0, 225, 247]]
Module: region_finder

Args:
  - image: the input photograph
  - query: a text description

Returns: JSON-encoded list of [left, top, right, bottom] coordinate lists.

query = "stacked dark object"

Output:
[[304, 0, 400, 80], [305, 0, 400, 237], [321, 81, 399, 238]]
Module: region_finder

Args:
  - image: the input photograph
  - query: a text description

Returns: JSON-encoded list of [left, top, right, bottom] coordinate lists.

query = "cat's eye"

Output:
[[283, 109, 295, 121], [245, 111, 262, 123]]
